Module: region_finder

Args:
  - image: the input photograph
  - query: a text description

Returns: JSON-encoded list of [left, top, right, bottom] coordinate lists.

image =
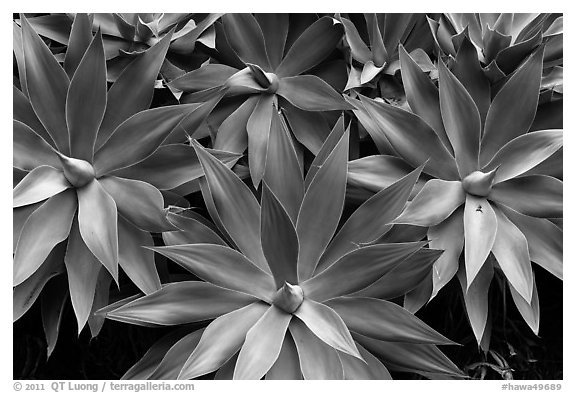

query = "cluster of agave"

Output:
[[13, 12, 562, 379]]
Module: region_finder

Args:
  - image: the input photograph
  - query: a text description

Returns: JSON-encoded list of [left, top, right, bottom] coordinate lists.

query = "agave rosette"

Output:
[[167, 14, 354, 186], [339, 13, 435, 90], [18, 13, 222, 82], [349, 40, 562, 345], [103, 112, 462, 380], [13, 14, 221, 337]]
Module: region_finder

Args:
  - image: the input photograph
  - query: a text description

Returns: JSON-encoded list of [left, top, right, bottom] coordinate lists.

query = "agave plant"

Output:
[[13, 14, 218, 338], [18, 13, 222, 81], [339, 13, 434, 91], [167, 14, 354, 186], [349, 40, 562, 346], [102, 111, 462, 380], [429, 13, 562, 80]]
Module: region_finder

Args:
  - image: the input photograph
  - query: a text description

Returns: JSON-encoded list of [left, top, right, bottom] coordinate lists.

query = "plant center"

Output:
[[461, 170, 498, 197], [272, 282, 304, 313], [56, 153, 96, 188]]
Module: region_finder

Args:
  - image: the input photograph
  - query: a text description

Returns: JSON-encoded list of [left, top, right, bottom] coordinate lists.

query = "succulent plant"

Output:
[[102, 112, 462, 380], [13, 14, 217, 338], [168, 14, 354, 186], [349, 40, 562, 346]]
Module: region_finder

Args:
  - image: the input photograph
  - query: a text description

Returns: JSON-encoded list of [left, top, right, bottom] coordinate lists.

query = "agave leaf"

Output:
[[496, 31, 542, 75], [213, 96, 257, 153], [14, 243, 65, 322], [94, 104, 198, 175], [303, 242, 426, 302], [169, 64, 238, 93], [13, 201, 43, 252], [359, 61, 384, 85], [163, 211, 226, 247], [63, 13, 93, 78], [394, 179, 465, 226], [484, 130, 563, 183], [340, 16, 371, 63], [198, 178, 237, 248], [404, 274, 434, 313], [13, 22, 28, 96], [151, 244, 276, 302], [293, 298, 361, 359], [354, 332, 463, 378], [107, 281, 257, 326], [96, 30, 173, 148], [492, 207, 534, 302], [77, 179, 118, 281], [263, 110, 304, 222], [87, 269, 112, 338], [13, 166, 70, 208], [64, 219, 101, 333], [265, 333, 302, 380], [304, 115, 345, 187], [222, 14, 270, 70], [192, 141, 269, 272], [98, 176, 173, 232], [117, 217, 161, 295], [21, 15, 70, 155], [13, 87, 53, 146], [346, 155, 416, 193], [464, 195, 497, 288], [41, 274, 68, 358], [399, 45, 450, 152], [339, 343, 392, 380], [234, 306, 292, 380], [251, 14, 288, 70], [122, 328, 191, 380], [13, 190, 76, 286], [509, 275, 540, 335], [13, 120, 60, 171], [214, 354, 238, 380], [289, 317, 344, 380], [499, 204, 562, 279], [281, 101, 331, 155], [319, 164, 423, 270], [277, 75, 352, 111], [171, 13, 223, 53], [490, 175, 562, 218], [296, 128, 349, 280], [178, 302, 268, 380], [356, 95, 460, 180], [328, 297, 455, 345], [148, 329, 204, 380], [353, 248, 443, 300], [66, 30, 107, 162], [438, 59, 481, 178], [111, 145, 241, 191], [429, 207, 465, 298], [261, 184, 299, 288], [480, 47, 545, 165], [457, 260, 493, 344], [276, 16, 343, 77], [246, 94, 274, 187]]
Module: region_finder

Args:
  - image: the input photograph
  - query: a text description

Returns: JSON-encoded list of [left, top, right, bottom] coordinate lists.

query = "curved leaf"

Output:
[[266, 333, 302, 380], [510, 275, 540, 335], [293, 299, 361, 359], [41, 274, 69, 357], [303, 242, 426, 302], [234, 306, 292, 380], [13, 120, 60, 171], [151, 244, 276, 303], [64, 13, 93, 78], [213, 96, 257, 153], [480, 47, 545, 165], [77, 179, 118, 281], [21, 15, 70, 154], [340, 17, 371, 63], [255, 14, 289, 70], [13, 201, 44, 252], [277, 75, 353, 111], [246, 94, 274, 187], [94, 104, 198, 175], [490, 175, 562, 218], [107, 281, 256, 326], [438, 59, 481, 178], [168, 64, 238, 92], [339, 343, 392, 380], [148, 329, 204, 380], [163, 211, 226, 247], [281, 100, 332, 155], [13, 86, 53, 146], [289, 317, 344, 380], [347, 155, 415, 193], [394, 179, 465, 226], [178, 302, 268, 380], [13, 166, 70, 208], [276, 16, 343, 77], [96, 30, 173, 148], [13, 190, 76, 285], [464, 195, 497, 288], [222, 14, 270, 69], [296, 128, 349, 280], [492, 207, 534, 302], [98, 176, 173, 232], [261, 184, 299, 288]]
